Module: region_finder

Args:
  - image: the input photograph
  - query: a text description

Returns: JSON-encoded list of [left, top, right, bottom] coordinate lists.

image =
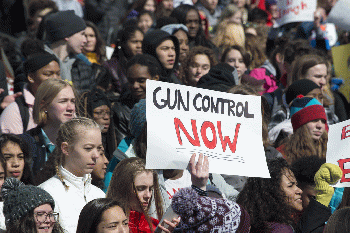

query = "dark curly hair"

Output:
[[236, 158, 296, 232], [0, 134, 33, 185]]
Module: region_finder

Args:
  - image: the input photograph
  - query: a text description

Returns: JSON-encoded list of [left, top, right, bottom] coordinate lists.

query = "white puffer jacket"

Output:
[[39, 166, 105, 233]]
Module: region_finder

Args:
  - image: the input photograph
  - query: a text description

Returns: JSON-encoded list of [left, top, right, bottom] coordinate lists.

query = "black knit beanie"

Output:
[[1, 177, 55, 227], [23, 52, 59, 75], [286, 79, 321, 105], [45, 10, 86, 43], [85, 88, 111, 116]]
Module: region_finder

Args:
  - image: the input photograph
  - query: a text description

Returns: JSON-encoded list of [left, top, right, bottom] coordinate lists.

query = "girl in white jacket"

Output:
[[39, 117, 105, 233]]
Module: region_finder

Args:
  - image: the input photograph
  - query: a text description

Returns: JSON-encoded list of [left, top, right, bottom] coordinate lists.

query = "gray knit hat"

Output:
[[45, 10, 86, 43], [1, 177, 55, 226]]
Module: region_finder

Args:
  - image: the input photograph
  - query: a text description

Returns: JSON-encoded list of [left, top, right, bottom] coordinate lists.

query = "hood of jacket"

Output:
[[196, 63, 238, 92], [142, 29, 180, 79]]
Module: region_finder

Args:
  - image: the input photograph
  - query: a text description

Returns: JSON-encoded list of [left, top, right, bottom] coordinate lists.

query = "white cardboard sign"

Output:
[[145, 80, 270, 178], [328, 0, 350, 31], [276, 0, 317, 26], [327, 119, 350, 187]]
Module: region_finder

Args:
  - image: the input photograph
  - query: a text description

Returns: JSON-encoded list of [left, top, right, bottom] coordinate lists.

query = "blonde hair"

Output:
[[54, 117, 101, 190], [218, 4, 240, 24], [106, 157, 163, 227], [283, 124, 328, 165], [33, 79, 77, 126], [213, 23, 245, 51]]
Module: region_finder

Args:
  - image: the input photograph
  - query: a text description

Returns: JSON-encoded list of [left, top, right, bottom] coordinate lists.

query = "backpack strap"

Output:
[[15, 95, 29, 133]]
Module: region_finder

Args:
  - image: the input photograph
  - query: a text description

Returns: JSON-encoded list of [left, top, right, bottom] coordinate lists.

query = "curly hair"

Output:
[[213, 23, 245, 51], [0, 134, 33, 185], [179, 45, 217, 86], [236, 158, 297, 232], [282, 124, 328, 165]]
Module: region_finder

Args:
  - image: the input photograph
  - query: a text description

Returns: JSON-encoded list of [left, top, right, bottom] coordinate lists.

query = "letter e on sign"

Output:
[[338, 158, 350, 183], [341, 125, 350, 140]]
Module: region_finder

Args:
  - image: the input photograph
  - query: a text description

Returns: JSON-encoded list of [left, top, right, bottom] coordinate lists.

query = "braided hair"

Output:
[[54, 117, 101, 190]]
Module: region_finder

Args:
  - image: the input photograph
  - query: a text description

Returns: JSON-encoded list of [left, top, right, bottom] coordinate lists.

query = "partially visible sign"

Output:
[[276, 0, 317, 26], [332, 43, 350, 101], [326, 119, 350, 187], [328, 0, 350, 31]]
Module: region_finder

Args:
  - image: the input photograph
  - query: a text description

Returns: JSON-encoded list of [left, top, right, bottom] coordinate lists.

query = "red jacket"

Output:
[[129, 210, 160, 233]]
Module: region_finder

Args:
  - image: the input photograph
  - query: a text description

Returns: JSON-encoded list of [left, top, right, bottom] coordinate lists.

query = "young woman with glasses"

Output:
[[1, 177, 65, 233]]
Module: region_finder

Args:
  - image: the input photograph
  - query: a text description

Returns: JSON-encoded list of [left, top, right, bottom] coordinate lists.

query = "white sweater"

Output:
[[39, 166, 105, 233]]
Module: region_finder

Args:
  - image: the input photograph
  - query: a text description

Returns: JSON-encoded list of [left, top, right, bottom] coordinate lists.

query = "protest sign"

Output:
[[332, 43, 350, 101], [328, 0, 350, 31], [276, 0, 316, 26], [326, 119, 350, 187], [145, 80, 270, 178]]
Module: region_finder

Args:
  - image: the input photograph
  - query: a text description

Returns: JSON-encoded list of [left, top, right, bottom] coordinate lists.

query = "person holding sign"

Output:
[[277, 96, 328, 165]]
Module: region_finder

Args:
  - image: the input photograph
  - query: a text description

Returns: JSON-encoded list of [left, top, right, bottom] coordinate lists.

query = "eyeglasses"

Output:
[[35, 212, 59, 223], [93, 110, 111, 118]]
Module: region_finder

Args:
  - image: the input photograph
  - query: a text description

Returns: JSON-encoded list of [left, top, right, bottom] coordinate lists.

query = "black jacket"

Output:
[[298, 198, 332, 233], [112, 90, 138, 145], [142, 29, 181, 84], [196, 63, 238, 92]]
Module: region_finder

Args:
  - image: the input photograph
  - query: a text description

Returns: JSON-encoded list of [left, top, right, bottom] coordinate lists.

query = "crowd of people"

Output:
[[0, 0, 349, 232]]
